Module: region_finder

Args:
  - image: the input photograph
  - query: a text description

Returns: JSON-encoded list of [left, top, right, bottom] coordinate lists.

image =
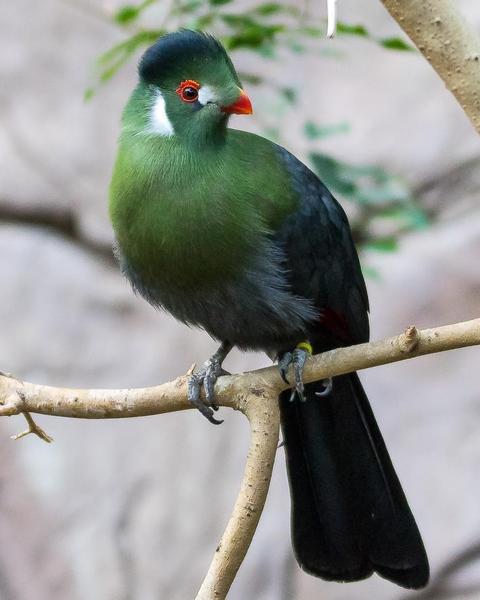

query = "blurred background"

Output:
[[1, 1, 479, 598]]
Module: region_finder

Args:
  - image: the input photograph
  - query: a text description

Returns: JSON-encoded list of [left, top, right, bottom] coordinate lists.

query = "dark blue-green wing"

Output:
[[273, 145, 369, 346]]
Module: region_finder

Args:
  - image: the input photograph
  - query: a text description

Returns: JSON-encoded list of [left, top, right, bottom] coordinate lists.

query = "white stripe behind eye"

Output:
[[150, 90, 174, 137], [198, 85, 216, 106]]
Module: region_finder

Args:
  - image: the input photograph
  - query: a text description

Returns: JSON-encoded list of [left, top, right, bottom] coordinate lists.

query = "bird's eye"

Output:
[[182, 87, 198, 101], [176, 80, 200, 103]]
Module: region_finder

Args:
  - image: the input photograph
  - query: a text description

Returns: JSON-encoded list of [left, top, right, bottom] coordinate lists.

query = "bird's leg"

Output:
[[278, 341, 332, 402], [289, 341, 311, 402], [188, 341, 232, 425]]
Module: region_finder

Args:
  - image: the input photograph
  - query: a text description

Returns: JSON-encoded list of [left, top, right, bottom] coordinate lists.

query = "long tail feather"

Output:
[[279, 372, 429, 589]]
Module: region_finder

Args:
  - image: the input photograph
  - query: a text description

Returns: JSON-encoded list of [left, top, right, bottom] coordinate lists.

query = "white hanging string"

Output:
[[327, 0, 337, 38]]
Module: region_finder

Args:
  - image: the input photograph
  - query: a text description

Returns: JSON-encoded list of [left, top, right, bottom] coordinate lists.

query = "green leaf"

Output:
[[91, 29, 165, 94], [257, 40, 277, 58], [221, 14, 285, 47], [364, 237, 398, 252], [191, 13, 216, 28], [84, 87, 95, 102], [281, 87, 297, 104], [378, 205, 429, 229], [288, 40, 306, 53], [221, 14, 256, 28], [113, 0, 157, 25], [255, 3, 284, 15], [309, 153, 415, 209], [304, 121, 350, 139], [379, 37, 415, 51], [300, 26, 323, 37], [175, 0, 203, 13], [309, 153, 357, 196], [361, 265, 381, 280], [209, 0, 233, 5], [98, 57, 130, 83], [114, 6, 139, 24], [337, 22, 368, 37], [98, 29, 164, 67], [255, 3, 299, 16], [237, 72, 263, 85], [223, 21, 285, 51], [356, 181, 410, 205]]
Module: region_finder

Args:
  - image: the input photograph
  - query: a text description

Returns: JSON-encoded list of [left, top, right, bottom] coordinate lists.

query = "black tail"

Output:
[[279, 372, 429, 589]]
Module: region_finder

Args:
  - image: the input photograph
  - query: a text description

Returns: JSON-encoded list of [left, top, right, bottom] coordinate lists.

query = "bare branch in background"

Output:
[[0, 202, 114, 264], [1, 318, 479, 598], [380, 0, 480, 134], [414, 156, 480, 221]]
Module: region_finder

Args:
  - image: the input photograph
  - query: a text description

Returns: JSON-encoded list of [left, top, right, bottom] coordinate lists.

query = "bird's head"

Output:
[[130, 30, 252, 146]]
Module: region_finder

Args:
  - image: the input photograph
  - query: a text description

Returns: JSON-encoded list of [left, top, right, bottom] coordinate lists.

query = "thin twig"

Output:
[[11, 411, 53, 444]]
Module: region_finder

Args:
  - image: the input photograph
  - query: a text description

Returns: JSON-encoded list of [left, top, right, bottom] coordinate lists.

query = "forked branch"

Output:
[[1, 318, 479, 598]]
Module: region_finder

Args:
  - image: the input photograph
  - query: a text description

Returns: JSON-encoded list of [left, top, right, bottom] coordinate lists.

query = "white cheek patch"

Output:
[[150, 90, 175, 137], [198, 85, 217, 106]]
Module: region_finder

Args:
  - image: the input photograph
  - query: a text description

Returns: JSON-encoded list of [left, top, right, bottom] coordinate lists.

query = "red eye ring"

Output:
[[176, 79, 200, 103]]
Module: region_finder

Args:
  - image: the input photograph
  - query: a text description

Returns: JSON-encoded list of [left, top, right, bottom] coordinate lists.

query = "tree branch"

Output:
[[196, 390, 280, 600], [1, 319, 478, 421], [1, 318, 479, 598], [379, 0, 480, 134]]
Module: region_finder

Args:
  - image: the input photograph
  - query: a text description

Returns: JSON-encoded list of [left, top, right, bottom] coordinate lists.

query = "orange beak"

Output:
[[221, 89, 253, 115]]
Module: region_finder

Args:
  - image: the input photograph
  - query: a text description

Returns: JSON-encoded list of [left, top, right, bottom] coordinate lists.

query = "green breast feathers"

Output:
[[109, 126, 296, 290]]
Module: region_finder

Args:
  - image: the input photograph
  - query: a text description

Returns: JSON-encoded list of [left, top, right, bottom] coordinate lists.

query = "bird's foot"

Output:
[[278, 341, 312, 402], [187, 342, 232, 425], [278, 341, 332, 402]]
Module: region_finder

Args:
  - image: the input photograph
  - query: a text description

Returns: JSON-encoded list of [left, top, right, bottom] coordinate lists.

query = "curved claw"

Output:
[[198, 404, 224, 426], [188, 376, 224, 425], [290, 388, 306, 402], [315, 377, 333, 397], [289, 375, 306, 402], [187, 345, 232, 425]]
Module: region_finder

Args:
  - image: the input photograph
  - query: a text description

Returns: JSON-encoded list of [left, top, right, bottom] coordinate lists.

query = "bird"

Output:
[[109, 29, 429, 588]]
